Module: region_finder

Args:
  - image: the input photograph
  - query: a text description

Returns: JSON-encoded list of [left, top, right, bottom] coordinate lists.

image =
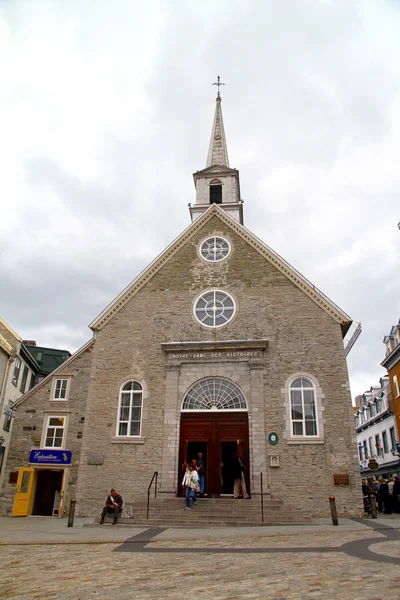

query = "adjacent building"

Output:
[[0, 318, 70, 495], [381, 319, 400, 448], [0, 93, 362, 520], [354, 377, 400, 479]]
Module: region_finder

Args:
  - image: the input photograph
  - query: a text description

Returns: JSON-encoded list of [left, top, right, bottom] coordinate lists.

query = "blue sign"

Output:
[[29, 449, 72, 465], [396, 441, 400, 454]]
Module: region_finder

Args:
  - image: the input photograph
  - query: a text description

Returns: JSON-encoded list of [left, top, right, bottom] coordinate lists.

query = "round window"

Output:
[[194, 290, 236, 328], [200, 237, 230, 262]]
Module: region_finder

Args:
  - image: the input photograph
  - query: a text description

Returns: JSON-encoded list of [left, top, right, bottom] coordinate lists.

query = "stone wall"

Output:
[[74, 215, 362, 518]]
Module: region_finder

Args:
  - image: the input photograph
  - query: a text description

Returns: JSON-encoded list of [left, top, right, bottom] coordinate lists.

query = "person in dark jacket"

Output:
[[100, 488, 123, 525], [379, 480, 391, 514], [232, 453, 249, 499]]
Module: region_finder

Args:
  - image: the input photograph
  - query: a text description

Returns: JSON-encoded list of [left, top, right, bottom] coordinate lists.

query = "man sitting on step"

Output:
[[100, 488, 123, 525]]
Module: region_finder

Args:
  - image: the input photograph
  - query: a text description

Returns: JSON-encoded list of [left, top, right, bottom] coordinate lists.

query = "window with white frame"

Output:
[[370, 403, 376, 417], [290, 377, 318, 437], [368, 437, 373, 457], [12, 358, 21, 386], [358, 445, 363, 461], [44, 416, 66, 448], [382, 430, 389, 454], [393, 375, 400, 398], [117, 381, 143, 437], [200, 237, 231, 262], [376, 398, 382, 413], [363, 439, 368, 458], [375, 434, 382, 457], [194, 290, 236, 328], [52, 378, 69, 400]]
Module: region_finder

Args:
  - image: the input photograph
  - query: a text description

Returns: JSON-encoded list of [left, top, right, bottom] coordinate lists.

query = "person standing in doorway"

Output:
[[196, 453, 205, 497], [232, 453, 249, 499], [182, 464, 199, 510]]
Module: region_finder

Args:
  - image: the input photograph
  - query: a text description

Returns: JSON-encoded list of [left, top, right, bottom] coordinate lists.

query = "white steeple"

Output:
[[206, 95, 230, 168], [190, 78, 243, 224]]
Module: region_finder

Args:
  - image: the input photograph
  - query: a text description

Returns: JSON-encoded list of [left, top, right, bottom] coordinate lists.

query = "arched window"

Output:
[[209, 179, 222, 204], [182, 378, 247, 411], [117, 381, 143, 436], [290, 377, 318, 436]]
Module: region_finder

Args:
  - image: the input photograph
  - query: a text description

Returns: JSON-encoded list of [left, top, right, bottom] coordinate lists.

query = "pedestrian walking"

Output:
[[182, 464, 199, 510]]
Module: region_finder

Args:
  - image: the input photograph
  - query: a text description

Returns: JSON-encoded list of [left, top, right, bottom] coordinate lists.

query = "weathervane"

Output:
[[212, 75, 225, 99]]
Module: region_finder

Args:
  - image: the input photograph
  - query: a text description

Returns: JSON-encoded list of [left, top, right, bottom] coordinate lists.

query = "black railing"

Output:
[[146, 471, 158, 520], [260, 472, 264, 523]]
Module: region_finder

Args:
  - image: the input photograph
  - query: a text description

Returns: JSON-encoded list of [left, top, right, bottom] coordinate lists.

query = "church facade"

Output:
[[1, 94, 362, 519]]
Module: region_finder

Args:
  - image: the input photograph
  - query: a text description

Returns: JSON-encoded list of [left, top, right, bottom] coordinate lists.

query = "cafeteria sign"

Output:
[[29, 449, 72, 465]]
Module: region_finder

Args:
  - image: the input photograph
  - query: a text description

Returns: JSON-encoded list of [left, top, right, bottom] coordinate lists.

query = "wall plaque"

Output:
[[333, 473, 350, 486], [87, 454, 104, 465]]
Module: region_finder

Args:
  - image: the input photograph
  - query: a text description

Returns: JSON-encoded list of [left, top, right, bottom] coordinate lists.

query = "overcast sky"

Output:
[[1, 0, 399, 400]]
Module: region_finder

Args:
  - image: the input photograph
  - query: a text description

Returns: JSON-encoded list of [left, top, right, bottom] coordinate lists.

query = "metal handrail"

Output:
[[146, 471, 158, 520], [260, 472, 264, 523]]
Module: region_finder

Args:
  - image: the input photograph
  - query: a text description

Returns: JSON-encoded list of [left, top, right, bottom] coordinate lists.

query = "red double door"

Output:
[[179, 412, 250, 496]]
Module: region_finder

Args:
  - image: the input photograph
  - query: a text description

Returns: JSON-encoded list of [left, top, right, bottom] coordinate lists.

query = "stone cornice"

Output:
[[381, 343, 400, 370], [161, 339, 268, 353]]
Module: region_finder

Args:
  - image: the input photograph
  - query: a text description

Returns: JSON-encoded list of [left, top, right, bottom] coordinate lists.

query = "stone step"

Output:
[[92, 517, 310, 528]]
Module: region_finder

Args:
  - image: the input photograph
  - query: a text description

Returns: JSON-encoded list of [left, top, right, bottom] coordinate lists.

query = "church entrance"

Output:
[[179, 412, 249, 496]]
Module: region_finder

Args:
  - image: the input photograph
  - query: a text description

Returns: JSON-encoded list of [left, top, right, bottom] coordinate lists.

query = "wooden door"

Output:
[[12, 468, 35, 517], [179, 413, 249, 496]]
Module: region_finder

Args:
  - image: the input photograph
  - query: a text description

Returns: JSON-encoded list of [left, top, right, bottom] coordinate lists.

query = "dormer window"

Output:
[[209, 179, 222, 204]]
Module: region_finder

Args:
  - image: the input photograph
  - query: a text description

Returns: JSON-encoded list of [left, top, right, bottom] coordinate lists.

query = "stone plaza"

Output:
[[1, 516, 400, 599]]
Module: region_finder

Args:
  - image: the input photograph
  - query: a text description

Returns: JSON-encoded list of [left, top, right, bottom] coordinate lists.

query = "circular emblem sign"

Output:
[[268, 432, 279, 445], [368, 459, 379, 471]]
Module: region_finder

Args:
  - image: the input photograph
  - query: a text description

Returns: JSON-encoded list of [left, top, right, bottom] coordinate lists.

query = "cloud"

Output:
[[1, 0, 399, 401]]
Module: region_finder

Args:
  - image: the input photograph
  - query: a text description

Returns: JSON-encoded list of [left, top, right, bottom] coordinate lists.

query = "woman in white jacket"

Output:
[[182, 464, 199, 510]]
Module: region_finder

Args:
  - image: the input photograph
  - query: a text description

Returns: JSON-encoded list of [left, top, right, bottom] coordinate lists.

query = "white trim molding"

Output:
[[281, 372, 325, 444]]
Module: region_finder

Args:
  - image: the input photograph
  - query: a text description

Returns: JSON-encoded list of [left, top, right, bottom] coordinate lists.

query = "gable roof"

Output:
[[90, 204, 352, 335], [13, 338, 95, 408]]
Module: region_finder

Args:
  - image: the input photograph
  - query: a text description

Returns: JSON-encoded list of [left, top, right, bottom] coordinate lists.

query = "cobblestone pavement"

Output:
[[1, 521, 400, 600]]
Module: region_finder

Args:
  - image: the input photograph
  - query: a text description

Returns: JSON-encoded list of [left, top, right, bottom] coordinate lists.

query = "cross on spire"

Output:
[[212, 75, 225, 99]]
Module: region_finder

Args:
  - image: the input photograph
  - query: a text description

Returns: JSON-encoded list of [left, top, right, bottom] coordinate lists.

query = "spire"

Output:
[[206, 77, 229, 168]]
